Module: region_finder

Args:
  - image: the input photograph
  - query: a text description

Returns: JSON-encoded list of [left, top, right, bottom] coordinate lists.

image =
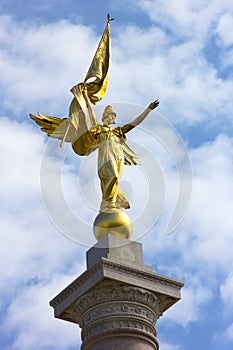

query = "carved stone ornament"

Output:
[[71, 282, 161, 350]]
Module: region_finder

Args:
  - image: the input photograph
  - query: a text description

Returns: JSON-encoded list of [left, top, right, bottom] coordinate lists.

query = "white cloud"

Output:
[[0, 117, 86, 349], [110, 24, 232, 126], [123, 0, 233, 125], [161, 285, 212, 327], [158, 341, 182, 350], [137, 0, 233, 39], [0, 11, 232, 128], [184, 136, 233, 267], [220, 276, 233, 308], [3, 277, 81, 350], [216, 13, 233, 47], [0, 15, 98, 115], [141, 134, 233, 328]]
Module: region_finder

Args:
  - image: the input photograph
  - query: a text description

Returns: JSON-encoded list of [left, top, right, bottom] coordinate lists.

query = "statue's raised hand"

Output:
[[148, 100, 159, 110]]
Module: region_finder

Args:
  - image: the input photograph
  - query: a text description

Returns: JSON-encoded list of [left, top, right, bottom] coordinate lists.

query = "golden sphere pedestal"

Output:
[[93, 209, 132, 240]]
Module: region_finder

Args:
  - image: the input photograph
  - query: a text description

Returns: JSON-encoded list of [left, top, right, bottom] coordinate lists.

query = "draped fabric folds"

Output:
[[61, 20, 111, 150]]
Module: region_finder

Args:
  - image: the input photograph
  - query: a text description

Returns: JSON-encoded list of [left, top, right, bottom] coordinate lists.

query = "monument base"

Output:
[[50, 234, 184, 349]]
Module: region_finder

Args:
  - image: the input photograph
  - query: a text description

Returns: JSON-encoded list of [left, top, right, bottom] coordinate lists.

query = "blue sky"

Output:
[[1, 1, 233, 349]]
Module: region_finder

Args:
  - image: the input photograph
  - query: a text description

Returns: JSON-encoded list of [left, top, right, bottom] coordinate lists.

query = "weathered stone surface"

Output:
[[50, 234, 184, 350], [75, 282, 160, 350], [87, 234, 151, 270]]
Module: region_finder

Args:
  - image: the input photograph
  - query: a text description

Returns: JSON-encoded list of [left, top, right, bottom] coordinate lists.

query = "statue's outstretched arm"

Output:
[[121, 100, 159, 134]]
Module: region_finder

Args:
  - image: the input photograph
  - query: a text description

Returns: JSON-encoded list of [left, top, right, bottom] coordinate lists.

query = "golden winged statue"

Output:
[[30, 15, 159, 239]]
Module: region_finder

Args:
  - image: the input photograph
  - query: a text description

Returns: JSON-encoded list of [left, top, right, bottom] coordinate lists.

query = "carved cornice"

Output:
[[101, 258, 184, 289], [50, 257, 183, 311], [50, 261, 102, 308]]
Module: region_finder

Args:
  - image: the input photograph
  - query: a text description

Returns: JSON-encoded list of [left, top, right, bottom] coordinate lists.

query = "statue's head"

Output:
[[102, 105, 116, 124]]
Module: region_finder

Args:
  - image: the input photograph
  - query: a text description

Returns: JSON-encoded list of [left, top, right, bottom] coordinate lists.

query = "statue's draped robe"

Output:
[[90, 125, 131, 210]]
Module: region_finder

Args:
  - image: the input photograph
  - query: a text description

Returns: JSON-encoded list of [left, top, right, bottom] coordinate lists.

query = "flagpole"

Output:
[[60, 122, 71, 148]]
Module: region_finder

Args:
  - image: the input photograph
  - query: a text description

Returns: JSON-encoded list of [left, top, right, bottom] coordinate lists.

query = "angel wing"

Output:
[[29, 112, 76, 142], [30, 112, 98, 156]]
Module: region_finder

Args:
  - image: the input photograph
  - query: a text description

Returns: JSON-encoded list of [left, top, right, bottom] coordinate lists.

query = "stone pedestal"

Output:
[[50, 235, 184, 349]]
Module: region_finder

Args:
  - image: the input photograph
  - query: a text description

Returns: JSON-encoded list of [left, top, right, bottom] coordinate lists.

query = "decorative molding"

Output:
[[50, 257, 183, 309], [101, 258, 183, 290], [50, 262, 102, 308], [68, 284, 161, 347], [74, 285, 161, 319], [81, 301, 158, 327], [82, 319, 157, 342]]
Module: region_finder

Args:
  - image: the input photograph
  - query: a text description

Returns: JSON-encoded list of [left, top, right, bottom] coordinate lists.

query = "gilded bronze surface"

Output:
[[93, 209, 132, 240], [29, 15, 159, 240]]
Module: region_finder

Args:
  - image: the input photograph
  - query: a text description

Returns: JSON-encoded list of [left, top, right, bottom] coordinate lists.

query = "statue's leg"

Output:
[[98, 161, 119, 209], [115, 157, 130, 209]]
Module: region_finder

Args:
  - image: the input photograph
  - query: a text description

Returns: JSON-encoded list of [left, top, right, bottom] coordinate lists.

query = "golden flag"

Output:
[[61, 16, 113, 147], [84, 20, 111, 104]]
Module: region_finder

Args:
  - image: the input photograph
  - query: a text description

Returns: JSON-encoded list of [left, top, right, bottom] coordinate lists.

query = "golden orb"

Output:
[[93, 210, 132, 240]]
